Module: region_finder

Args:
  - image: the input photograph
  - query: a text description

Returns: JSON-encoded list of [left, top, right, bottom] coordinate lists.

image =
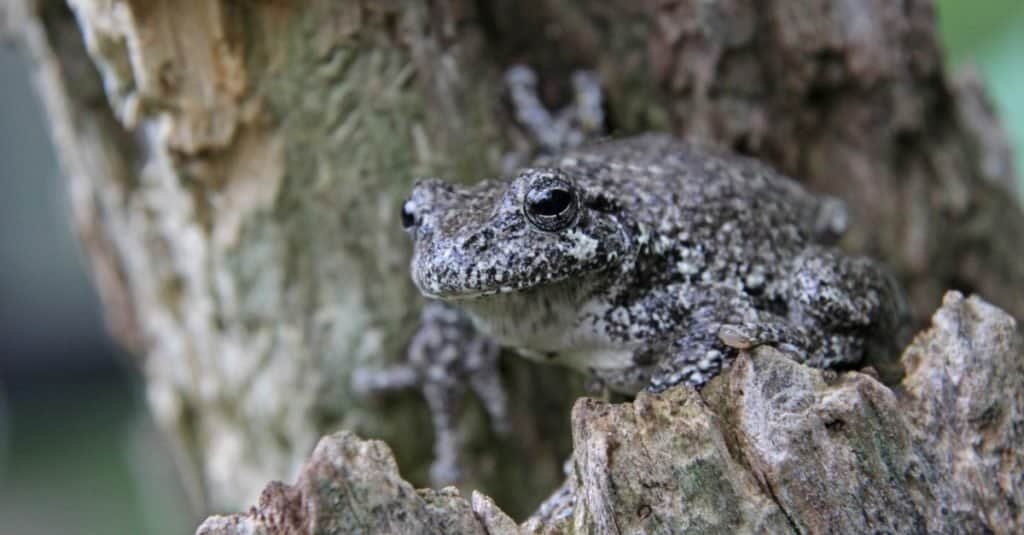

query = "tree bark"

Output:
[[8, 0, 1023, 527], [9, 0, 581, 517]]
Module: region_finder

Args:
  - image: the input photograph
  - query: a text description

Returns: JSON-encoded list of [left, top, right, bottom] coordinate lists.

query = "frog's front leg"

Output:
[[646, 293, 818, 392], [419, 321, 507, 484], [352, 302, 508, 486]]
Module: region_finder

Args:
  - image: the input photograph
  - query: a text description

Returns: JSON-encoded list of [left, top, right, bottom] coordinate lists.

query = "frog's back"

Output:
[[547, 134, 834, 244]]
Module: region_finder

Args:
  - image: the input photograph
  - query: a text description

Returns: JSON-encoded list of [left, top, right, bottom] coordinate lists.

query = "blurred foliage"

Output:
[[0, 380, 192, 535], [938, 0, 1024, 196]]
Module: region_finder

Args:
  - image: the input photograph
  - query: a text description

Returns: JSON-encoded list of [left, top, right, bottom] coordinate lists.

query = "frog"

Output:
[[351, 65, 611, 486], [401, 133, 910, 395], [356, 66, 909, 486]]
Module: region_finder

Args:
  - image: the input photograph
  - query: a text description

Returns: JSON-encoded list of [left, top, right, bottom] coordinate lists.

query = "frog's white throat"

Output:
[[453, 276, 605, 355]]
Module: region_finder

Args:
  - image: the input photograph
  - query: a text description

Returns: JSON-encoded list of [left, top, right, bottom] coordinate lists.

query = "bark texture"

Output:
[[8, 0, 1024, 525], [197, 292, 1023, 534], [9, 0, 579, 515]]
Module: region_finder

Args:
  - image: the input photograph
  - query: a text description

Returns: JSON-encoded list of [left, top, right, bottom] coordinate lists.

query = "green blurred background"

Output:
[[938, 0, 1024, 196], [0, 3, 1021, 534]]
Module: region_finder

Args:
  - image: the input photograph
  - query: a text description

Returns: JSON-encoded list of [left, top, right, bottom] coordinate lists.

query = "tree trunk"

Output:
[[8, 0, 1023, 529]]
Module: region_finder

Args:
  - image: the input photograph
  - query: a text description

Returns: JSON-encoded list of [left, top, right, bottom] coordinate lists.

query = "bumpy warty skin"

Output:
[[404, 134, 910, 393]]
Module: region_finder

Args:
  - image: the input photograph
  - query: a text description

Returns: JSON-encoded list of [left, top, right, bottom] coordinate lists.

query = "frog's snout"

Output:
[[402, 177, 453, 237]]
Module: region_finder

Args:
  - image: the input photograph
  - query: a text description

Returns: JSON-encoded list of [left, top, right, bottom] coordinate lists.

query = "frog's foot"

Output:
[[647, 334, 736, 392], [351, 302, 509, 487], [504, 64, 605, 155], [352, 362, 467, 486], [716, 304, 902, 382], [647, 312, 825, 392]]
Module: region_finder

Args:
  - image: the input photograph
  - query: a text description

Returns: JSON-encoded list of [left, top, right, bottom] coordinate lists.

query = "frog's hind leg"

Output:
[[787, 246, 911, 378], [504, 64, 605, 156], [645, 253, 909, 394], [787, 246, 915, 332]]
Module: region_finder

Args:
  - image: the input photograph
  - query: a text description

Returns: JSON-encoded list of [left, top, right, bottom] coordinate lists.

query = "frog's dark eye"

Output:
[[400, 201, 418, 229], [525, 178, 578, 232], [529, 188, 572, 216]]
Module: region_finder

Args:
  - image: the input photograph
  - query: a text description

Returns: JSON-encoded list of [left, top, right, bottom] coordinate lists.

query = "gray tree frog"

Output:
[[352, 66, 609, 487], [356, 67, 909, 487], [401, 133, 910, 395]]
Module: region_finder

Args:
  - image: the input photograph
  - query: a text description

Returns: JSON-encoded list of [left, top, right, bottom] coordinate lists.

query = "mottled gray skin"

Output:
[[404, 134, 910, 393]]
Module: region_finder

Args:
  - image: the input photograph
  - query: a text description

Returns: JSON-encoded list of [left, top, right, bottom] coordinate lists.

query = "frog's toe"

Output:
[[717, 319, 813, 358], [647, 338, 736, 392], [717, 324, 757, 349]]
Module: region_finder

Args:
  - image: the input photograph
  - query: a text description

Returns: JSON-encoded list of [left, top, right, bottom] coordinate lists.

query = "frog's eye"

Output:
[[400, 200, 418, 230], [525, 179, 578, 232]]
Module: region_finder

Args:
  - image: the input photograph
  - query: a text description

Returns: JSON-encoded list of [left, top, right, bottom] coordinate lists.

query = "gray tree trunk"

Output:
[[7, 0, 1023, 531]]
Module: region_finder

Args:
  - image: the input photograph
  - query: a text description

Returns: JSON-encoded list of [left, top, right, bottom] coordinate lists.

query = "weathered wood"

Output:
[[8, 0, 577, 515]]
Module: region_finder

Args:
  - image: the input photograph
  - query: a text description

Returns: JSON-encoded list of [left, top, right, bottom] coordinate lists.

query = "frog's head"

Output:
[[403, 168, 632, 300]]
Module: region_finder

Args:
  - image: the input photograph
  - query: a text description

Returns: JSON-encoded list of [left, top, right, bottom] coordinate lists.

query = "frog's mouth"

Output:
[[419, 287, 508, 300], [413, 263, 599, 301]]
